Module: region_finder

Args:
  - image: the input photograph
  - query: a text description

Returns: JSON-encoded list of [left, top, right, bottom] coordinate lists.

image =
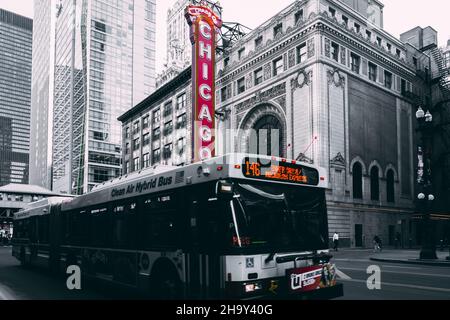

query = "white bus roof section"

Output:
[[14, 197, 75, 220], [62, 154, 328, 212]]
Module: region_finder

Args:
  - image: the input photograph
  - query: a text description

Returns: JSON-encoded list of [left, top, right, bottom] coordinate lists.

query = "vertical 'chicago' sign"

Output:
[[185, 4, 222, 162]]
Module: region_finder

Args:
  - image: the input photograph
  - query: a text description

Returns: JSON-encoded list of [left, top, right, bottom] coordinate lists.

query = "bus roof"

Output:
[[61, 154, 327, 212], [14, 196, 75, 220]]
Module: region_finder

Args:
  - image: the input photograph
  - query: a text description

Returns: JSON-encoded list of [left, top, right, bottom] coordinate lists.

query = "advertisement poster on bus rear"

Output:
[[287, 264, 337, 293]]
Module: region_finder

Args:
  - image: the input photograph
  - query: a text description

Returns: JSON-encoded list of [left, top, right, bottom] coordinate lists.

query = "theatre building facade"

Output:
[[214, 0, 426, 247]]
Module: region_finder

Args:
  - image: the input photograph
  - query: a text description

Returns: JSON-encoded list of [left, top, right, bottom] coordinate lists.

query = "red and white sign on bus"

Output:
[[185, 3, 222, 162]]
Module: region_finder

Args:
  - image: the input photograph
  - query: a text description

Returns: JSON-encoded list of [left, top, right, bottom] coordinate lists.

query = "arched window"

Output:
[[352, 162, 363, 199], [370, 166, 380, 201], [253, 115, 283, 157], [386, 170, 395, 203]]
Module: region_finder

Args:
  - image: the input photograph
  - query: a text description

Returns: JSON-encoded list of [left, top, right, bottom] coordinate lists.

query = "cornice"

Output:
[[216, 11, 417, 85]]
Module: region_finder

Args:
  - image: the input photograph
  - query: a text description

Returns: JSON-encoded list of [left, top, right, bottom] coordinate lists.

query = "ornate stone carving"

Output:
[[296, 153, 313, 164], [275, 96, 286, 113], [330, 152, 345, 166], [340, 47, 346, 65], [288, 49, 295, 68], [307, 38, 315, 58], [263, 63, 272, 81], [291, 70, 312, 90], [324, 38, 331, 58], [246, 72, 253, 90], [235, 83, 286, 114], [327, 69, 345, 88]]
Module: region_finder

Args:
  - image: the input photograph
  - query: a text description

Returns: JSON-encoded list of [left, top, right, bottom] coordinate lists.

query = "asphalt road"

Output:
[[332, 249, 450, 300], [0, 246, 449, 300]]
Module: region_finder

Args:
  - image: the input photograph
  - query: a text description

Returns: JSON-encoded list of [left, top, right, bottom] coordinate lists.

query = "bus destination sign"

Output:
[[242, 157, 320, 186]]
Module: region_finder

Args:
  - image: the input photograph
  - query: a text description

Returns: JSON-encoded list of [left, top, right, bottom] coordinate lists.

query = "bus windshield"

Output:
[[228, 180, 328, 253]]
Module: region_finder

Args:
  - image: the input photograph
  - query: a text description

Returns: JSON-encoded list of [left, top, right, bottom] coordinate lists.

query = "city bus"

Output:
[[12, 153, 343, 300]]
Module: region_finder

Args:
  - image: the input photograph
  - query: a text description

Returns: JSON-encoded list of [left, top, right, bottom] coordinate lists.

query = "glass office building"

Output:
[[0, 9, 33, 187], [49, 0, 156, 194]]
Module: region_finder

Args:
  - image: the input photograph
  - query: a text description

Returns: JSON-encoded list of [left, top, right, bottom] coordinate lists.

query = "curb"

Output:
[[370, 257, 450, 267]]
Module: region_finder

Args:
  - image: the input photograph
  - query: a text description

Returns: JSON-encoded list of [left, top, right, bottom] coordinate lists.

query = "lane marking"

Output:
[[339, 278, 450, 294], [335, 268, 352, 280], [383, 265, 422, 270], [338, 267, 450, 278]]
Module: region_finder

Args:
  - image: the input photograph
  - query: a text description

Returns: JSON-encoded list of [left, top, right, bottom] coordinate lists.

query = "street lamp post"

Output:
[[415, 106, 438, 260]]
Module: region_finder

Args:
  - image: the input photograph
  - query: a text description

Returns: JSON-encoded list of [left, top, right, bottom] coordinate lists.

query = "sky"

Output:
[[0, 0, 449, 74]]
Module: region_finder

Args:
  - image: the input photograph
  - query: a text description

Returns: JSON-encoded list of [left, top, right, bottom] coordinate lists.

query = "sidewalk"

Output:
[[370, 249, 450, 267]]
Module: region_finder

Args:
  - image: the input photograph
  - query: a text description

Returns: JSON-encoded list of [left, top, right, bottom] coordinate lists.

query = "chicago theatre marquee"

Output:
[[215, 0, 426, 247]]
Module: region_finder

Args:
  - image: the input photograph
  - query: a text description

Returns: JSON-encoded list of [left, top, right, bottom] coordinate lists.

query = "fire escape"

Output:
[[429, 46, 450, 212]]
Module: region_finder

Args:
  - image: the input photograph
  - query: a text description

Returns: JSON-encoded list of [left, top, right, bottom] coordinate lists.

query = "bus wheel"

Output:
[[149, 264, 181, 300]]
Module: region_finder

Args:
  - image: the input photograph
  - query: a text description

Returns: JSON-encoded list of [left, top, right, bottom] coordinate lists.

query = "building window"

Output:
[[143, 153, 150, 168], [366, 30, 372, 40], [297, 43, 307, 64], [152, 148, 161, 164], [177, 93, 186, 111], [354, 23, 360, 33], [386, 43, 392, 52], [273, 23, 283, 37], [386, 170, 395, 203], [176, 114, 186, 129], [255, 36, 263, 48], [401, 79, 407, 94], [295, 10, 303, 24], [125, 143, 130, 155], [163, 102, 172, 117], [163, 121, 173, 136], [221, 87, 228, 102], [413, 57, 418, 67], [153, 109, 161, 124], [133, 121, 140, 135], [396, 49, 401, 58], [238, 47, 245, 60], [163, 144, 173, 160], [329, 7, 336, 17], [376, 37, 382, 46], [273, 57, 283, 76], [143, 115, 149, 129], [368, 62, 377, 81], [342, 15, 348, 26], [331, 42, 339, 62], [153, 127, 161, 140], [254, 68, 263, 85], [133, 157, 140, 171], [224, 57, 230, 68], [125, 127, 130, 138], [384, 70, 393, 89], [143, 133, 150, 146], [133, 138, 140, 150], [177, 137, 186, 155], [237, 77, 245, 94], [351, 53, 361, 74], [125, 161, 130, 174], [370, 166, 380, 201], [352, 162, 363, 199]]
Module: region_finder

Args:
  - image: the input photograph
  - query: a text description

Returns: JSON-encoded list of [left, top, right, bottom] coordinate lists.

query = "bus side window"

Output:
[[112, 202, 137, 250], [139, 193, 178, 250], [91, 206, 111, 248]]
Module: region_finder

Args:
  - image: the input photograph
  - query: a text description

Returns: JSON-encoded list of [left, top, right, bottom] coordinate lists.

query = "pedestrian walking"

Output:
[[333, 232, 339, 251], [373, 235, 382, 252]]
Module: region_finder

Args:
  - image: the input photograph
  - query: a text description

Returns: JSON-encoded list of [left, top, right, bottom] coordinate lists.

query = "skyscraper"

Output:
[[156, 0, 192, 88], [29, 0, 56, 190], [31, 0, 156, 194], [0, 9, 33, 187]]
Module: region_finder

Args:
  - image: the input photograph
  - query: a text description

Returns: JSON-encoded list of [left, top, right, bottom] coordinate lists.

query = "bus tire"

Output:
[[149, 260, 182, 300]]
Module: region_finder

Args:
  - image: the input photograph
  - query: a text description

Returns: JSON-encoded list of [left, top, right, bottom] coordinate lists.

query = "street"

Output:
[[0, 246, 449, 300]]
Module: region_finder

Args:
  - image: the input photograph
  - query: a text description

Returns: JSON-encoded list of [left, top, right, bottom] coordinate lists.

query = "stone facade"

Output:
[[215, 0, 424, 248]]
